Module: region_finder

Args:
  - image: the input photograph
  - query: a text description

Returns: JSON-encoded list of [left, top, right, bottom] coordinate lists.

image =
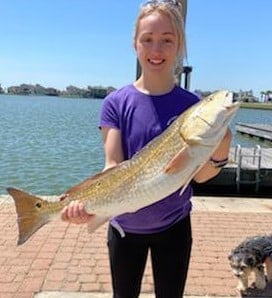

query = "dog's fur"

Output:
[[228, 235, 272, 292]]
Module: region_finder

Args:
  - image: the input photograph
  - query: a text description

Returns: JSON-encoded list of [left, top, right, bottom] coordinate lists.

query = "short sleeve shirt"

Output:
[[99, 84, 199, 234]]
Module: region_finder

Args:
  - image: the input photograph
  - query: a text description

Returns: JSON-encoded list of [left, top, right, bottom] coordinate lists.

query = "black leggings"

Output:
[[107, 215, 192, 298]]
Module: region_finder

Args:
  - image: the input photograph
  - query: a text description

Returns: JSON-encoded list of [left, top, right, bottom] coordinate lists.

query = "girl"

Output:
[[61, 1, 232, 297]]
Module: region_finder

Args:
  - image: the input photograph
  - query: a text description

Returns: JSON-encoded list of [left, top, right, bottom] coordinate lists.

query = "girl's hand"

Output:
[[61, 200, 94, 224]]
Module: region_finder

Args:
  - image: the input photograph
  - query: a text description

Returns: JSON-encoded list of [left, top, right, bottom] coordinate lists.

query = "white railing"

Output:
[[235, 144, 262, 193]]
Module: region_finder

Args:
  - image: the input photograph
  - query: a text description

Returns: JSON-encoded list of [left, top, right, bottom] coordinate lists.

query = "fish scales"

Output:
[[80, 121, 184, 214], [83, 122, 185, 215]]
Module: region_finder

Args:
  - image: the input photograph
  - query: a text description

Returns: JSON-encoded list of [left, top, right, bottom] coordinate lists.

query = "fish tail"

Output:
[[7, 187, 50, 245]]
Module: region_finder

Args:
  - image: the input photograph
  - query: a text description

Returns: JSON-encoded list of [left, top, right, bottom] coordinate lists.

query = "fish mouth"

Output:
[[224, 91, 234, 103], [224, 101, 240, 116], [222, 92, 240, 110]]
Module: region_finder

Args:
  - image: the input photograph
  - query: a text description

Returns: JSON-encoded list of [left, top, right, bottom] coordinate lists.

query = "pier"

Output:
[[193, 146, 272, 196], [235, 122, 272, 142]]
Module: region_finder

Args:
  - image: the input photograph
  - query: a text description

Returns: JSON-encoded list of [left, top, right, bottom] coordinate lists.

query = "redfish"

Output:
[[7, 90, 239, 245]]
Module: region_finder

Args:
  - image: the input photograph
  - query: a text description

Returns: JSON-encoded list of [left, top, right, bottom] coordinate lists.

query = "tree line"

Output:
[[0, 83, 116, 99]]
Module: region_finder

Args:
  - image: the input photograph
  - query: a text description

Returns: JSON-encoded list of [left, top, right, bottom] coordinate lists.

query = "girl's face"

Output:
[[135, 11, 179, 78]]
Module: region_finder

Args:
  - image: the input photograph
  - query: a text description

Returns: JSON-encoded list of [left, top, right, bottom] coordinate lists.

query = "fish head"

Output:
[[182, 90, 240, 146]]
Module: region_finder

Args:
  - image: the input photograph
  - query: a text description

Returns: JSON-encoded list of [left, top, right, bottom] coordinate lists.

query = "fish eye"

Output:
[[36, 202, 42, 208]]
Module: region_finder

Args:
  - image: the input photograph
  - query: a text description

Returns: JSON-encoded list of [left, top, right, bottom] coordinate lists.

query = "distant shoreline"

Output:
[[0, 93, 103, 100], [1, 94, 272, 110], [0, 83, 115, 99]]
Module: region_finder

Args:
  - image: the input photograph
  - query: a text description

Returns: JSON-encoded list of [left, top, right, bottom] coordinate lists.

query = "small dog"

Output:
[[228, 235, 272, 292]]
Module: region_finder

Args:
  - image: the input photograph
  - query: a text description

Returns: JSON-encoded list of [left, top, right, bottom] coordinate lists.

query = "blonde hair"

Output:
[[134, 0, 187, 67]]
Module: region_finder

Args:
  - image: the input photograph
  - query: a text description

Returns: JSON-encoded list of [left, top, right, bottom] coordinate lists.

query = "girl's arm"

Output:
[[193, 128, 232, 183], [101, 127, 124, 170]]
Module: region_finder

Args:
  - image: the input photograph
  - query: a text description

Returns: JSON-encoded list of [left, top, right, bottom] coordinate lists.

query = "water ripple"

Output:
[[0, 95, 104, 195]]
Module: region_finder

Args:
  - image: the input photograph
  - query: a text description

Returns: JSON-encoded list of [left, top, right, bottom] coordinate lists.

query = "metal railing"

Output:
[[235, 144, 262, 193]]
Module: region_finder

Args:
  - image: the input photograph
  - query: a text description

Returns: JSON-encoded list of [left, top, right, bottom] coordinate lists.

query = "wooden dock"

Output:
[[235, 122, 272, 142]]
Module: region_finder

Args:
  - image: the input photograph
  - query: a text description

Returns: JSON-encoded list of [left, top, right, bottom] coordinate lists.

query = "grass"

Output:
[[240, 102, 272, 110]]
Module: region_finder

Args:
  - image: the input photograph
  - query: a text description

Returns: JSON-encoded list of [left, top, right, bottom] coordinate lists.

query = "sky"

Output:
[[1, 0, 272, 98]]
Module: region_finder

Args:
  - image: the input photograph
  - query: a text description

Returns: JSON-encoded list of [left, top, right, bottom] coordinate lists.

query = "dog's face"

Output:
[[228, 252, 256, 277]]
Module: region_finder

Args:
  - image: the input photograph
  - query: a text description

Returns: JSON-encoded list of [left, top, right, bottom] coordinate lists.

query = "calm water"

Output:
[[0, 95, 271, 195]]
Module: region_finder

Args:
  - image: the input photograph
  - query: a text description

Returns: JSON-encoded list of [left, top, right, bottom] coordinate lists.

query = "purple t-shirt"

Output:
[[99, 84, 199, 235]]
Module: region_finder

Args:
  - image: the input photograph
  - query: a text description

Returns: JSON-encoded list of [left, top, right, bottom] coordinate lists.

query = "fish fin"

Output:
[[6, 187, 50, 245], [178, 167, 198, 197], [179, 183, 190, 197], [87, 215, 109, 234], [164, 147, 190, 174], [179, 161, 208, 196]]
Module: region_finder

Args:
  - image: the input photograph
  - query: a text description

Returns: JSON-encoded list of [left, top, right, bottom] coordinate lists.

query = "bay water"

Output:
[[0, 95, 271, 195]]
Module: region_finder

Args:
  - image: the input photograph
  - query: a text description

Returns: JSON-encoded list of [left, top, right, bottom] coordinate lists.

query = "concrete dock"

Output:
[[2, 194, 272, 298], [236, 123, 272, 142]]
